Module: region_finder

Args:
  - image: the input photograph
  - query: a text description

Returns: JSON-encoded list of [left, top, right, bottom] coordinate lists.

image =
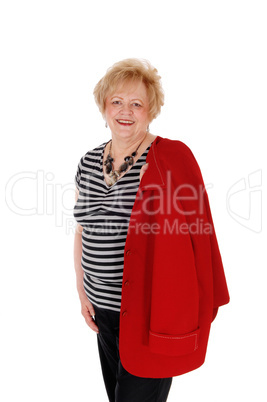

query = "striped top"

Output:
[[73, 141, 152, 312]]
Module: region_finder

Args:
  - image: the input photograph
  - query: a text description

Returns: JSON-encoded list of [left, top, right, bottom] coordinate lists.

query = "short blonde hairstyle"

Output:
[[93, 58, 164, 121]]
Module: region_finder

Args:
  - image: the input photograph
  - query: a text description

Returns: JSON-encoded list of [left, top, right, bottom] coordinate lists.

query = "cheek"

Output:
[[138, 109, 150, 123], [105, 105, 114, 120]]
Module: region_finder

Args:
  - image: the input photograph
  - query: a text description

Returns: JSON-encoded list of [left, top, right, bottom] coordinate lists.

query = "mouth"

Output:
[[116, 119, 135, 126]]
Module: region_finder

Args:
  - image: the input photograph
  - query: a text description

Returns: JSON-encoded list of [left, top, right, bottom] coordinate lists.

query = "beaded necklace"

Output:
[[104, 135, 146, 186]]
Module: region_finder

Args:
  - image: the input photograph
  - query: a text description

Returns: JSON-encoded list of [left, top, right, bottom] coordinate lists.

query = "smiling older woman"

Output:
[[73, 59, 230, 402]]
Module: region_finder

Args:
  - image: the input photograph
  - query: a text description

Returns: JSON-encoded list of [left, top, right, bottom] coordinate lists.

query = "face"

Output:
[[104, 80, 150, 141]]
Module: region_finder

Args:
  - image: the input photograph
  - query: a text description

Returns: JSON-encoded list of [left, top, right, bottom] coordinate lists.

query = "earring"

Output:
[[105, 122, 108, 128], [146, 125, 150, 133]]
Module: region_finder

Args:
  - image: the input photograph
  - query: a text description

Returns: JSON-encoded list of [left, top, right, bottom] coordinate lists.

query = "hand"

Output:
[[140, 163, 149, 181], [79, 293, 99, 333]]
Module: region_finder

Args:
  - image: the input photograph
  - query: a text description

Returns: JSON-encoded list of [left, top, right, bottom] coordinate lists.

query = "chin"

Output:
[[113, 128, 137, 138]]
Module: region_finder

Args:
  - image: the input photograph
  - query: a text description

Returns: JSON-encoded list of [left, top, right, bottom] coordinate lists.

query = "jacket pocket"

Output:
[[149, 327, 200, 357]]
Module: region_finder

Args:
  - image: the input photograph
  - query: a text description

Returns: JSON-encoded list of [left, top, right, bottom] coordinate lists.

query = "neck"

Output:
[[109, 132, 148, 158]]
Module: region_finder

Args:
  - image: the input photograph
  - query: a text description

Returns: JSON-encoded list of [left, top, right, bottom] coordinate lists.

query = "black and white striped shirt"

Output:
[[73, 141, 151, 312]]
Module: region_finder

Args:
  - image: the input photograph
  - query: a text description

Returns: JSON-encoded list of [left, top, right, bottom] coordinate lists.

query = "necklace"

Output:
[[104, 135, 147, 187]]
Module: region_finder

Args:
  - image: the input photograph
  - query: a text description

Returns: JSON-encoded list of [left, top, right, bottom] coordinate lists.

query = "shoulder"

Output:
[[156, 137, 196, 163], [155, 137, 204, 183], [156, 136, 200, 169], [78, 141, 107, 167]]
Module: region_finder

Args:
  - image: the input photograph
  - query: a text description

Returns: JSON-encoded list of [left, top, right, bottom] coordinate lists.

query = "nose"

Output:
[[120, 103, 133, 115]]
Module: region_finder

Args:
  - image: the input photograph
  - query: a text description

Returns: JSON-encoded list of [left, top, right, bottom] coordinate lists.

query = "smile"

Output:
[[116, 119, 135, 126]]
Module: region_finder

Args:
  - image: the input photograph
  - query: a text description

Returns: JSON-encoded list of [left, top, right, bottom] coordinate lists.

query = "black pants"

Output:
[[93, 304, 173, 402]]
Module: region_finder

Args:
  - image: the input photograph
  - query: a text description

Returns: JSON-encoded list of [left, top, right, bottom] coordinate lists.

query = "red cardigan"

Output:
[[119, 136, 230, 378]]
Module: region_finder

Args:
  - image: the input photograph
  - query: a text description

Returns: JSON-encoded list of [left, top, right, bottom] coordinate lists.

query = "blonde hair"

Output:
[[93, 58, 164, 121]]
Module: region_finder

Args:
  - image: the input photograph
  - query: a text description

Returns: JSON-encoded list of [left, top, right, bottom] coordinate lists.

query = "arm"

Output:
[[74, 188, 99, 333]]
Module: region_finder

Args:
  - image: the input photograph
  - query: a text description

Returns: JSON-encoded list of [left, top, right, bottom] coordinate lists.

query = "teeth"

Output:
[[117, 120, 134, 124]]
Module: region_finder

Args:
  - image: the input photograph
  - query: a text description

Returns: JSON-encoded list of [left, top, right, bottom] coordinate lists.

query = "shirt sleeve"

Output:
[[74, 155, 84, 191]]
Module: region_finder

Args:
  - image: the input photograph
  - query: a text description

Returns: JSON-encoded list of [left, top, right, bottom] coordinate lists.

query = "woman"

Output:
[[73, 58, 230, 402]]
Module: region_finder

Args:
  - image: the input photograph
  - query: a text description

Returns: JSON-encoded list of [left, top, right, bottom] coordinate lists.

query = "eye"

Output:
[[112, 100, 122, 105], [132, 102, 142, 107]]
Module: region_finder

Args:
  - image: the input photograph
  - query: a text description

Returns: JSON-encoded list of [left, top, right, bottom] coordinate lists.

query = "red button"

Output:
[[122, 310, 128, 317], [124, 280, 129, 286], [126, 250, 131, 256]]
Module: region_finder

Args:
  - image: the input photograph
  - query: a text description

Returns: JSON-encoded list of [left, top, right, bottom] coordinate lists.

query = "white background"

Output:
[[1, 1, 266, 401]]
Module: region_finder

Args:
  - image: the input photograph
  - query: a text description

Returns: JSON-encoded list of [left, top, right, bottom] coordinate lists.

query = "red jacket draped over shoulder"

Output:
[[119, 136, 230, 378]]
